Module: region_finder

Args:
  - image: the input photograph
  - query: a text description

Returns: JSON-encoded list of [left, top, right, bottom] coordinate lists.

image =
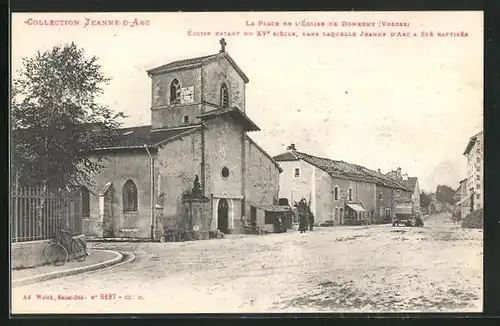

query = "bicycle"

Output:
[[43, 229, 87, 266]]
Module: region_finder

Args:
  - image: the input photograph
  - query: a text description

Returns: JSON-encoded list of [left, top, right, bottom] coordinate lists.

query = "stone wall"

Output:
[[245, 136, 281, 220], [84, 149, 157, 238], [150, 67, 202, 129], [202, 56, 246, 111], [11, 235, 87, 269]]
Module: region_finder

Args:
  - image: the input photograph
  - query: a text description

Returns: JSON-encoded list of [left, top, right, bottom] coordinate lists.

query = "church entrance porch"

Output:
[[217, 198, 229, 234], [212, 196, 241, 234]]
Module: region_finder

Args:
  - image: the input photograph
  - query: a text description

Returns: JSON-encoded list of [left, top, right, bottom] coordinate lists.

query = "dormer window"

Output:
[[220, 83, 229, 108], [170, 79, 181, 104]]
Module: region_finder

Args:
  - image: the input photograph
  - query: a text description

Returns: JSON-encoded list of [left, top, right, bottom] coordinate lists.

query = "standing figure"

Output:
[[309, 213, 315, 231], [299, 212, 307, 233]]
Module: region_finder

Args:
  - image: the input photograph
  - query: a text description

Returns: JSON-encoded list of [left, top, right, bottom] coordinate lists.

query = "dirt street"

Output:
[[11, 213, 482, 313]]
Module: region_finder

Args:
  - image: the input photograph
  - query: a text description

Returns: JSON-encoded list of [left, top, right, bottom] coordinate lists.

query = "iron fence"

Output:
[[11, 183, 83, 243]]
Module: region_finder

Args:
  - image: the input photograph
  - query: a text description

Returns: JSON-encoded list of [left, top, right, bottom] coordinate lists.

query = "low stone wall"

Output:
[[11, 235, 87, 269], [11, 240, 49, 269]]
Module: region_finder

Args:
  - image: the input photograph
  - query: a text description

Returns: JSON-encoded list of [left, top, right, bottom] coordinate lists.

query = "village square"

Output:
[[11, 29, 483, 313]]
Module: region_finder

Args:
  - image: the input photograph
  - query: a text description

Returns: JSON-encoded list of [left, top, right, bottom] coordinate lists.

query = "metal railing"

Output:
[[11, 184, 82, 243]]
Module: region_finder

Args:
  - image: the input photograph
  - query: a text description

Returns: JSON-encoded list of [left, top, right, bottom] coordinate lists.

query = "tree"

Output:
[[420, 191, 432, 209], [435, 185, 456, 205], [12, 42, 125, 189]]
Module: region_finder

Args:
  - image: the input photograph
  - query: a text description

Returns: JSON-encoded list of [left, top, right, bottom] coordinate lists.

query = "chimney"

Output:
[[397, 167, 402, 177], [377, 169, 381, 174], [287, 144, 296, 151]]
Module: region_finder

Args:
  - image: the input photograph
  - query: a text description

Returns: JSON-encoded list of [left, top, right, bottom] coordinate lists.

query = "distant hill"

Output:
[[424, 160, 463, 192]]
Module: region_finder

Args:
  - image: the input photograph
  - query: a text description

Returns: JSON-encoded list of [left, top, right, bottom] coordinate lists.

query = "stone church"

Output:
[[82, 39, 282, 239]]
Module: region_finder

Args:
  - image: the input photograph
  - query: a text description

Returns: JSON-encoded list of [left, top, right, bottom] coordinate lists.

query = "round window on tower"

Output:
[[221, 167, 230, 179]]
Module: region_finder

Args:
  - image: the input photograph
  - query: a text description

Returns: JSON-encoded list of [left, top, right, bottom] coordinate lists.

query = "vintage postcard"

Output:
[[10, 11, 483, 314]]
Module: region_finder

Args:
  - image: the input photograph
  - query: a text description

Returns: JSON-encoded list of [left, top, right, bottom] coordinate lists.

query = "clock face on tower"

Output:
[[180, 86, 194, 104]]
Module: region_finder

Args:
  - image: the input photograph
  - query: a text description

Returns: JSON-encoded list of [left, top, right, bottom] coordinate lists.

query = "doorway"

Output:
[[250, 206, 257, 227], [217, 198, 229, 234]]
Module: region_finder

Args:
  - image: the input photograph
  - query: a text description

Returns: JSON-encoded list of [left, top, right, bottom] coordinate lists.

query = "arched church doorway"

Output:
[[217, 198, 229, 234]]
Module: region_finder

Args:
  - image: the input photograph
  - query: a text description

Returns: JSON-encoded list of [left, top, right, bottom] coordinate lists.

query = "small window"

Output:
[[123, 179, 138, 213], [348, 188, 352, 201], [334, 186, 339, 200], [221, 166, 230, 179], [476, 193, 480, 199], [81, 186, 90, 217], [220, 83, 229, 108], [170, 79, 181, 104], [385, 209, 391, 218], [183, 115, 189, 124], [294, 168, 300, 178]]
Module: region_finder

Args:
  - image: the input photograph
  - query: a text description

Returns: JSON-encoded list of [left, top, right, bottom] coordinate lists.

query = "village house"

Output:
[[273, 144, 412, 225], [81, 39, 282, 239], [454, 178, 469, 217], [385, 168, 421, 216], [463, 130, 483, 212]]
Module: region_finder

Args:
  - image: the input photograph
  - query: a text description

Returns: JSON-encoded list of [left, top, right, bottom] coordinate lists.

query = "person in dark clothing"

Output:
[[299, 213, 307, 233], [309, 213, 315, 231]]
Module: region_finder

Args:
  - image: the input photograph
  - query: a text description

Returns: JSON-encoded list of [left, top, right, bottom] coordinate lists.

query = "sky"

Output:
[[11, 12, 483, 192]]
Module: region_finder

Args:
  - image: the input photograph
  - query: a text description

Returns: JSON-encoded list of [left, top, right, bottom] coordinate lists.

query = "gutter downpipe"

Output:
[[144, 144, 155, 241]]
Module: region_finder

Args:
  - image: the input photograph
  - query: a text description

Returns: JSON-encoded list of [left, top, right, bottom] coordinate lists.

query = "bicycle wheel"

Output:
[[43, 242, 68, 266], [71, 238, 86, 262]]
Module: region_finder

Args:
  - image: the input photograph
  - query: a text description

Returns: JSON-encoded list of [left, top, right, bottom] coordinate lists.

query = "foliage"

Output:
[[461, 208, 483, 229], [435, 185, 456, 205], [420, 191, 432, 209], [11, 42, 125, 189]]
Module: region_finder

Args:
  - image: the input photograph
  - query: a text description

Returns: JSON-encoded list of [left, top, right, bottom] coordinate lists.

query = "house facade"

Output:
[[386, 169, 421, 216], [274, 145, 412, 225], [454, 178, 469, 217], [82, 40, 282, 239], [463, 130, 483, 212]]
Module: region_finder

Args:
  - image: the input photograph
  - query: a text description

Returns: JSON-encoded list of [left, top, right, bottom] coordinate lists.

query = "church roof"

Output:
[[94, 125, 201, 150], [246, 135, 283, 173], [147, 52, 250, 83], [198, 107, 260, 132], [274, 150, 411, 191]]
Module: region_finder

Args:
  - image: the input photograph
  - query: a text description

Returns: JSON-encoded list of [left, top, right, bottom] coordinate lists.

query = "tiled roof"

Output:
[[198, 107, 260, 132], [273, 151, 299, 161], [147, 54, 218, 74], [463, 130, 483, 155], [402, 177, 418, 191], [246, 135, 282, 173], [146, 52, 250, 83], [94, 125, 201, 150], [273, 150, 411, 190]]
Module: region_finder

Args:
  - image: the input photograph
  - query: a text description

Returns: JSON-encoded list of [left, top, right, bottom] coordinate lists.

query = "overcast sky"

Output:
[[12, 12, 483, 192]]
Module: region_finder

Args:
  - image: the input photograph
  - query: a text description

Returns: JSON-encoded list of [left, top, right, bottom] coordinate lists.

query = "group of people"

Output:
[[298, 212, 314, 233]]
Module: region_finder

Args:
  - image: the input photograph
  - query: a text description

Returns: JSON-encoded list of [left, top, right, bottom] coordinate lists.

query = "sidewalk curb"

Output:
[[12, 250, 123, 288]]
